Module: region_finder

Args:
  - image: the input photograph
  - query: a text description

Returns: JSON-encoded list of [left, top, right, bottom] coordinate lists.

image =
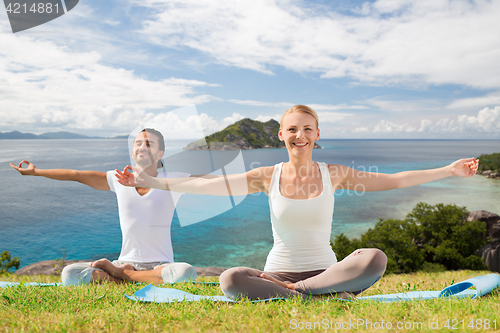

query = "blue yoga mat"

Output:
[[358, 273, 500, 302], [125, 286, 285, 303], [125, 273, 500, 303], [0, 281, 216, 288]]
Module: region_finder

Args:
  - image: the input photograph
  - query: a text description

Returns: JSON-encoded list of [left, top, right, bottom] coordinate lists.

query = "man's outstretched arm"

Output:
[[10, 160, 110, 191]]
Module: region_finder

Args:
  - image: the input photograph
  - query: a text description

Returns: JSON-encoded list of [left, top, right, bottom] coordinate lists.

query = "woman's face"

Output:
[[279, 112, 320, 155]]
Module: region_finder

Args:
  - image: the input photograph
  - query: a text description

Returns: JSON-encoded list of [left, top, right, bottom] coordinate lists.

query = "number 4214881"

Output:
[[6, 2, 60, 14], [443, 319, 496, 330]]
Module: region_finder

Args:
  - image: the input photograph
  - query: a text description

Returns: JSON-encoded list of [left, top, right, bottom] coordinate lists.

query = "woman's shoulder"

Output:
[[324, 162, 348, 168], [316, 162, 346, 169], [248, 165, 276, 179], [324, 163, 351, 179], [246, 165, 276, 194]]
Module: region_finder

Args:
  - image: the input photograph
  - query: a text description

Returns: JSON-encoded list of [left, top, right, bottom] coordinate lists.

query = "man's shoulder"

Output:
[[105, 170, 119, 192]]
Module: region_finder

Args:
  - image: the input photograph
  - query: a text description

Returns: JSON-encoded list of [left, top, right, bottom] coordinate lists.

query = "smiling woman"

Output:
[[279, 106, 320, 161], [113, 104, 480, 301]]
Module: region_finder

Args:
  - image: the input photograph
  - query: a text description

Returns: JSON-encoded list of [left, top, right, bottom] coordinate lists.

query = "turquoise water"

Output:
[[1, 139, 499, 270]]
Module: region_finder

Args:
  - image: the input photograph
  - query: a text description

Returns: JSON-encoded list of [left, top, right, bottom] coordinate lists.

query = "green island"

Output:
[[184, 118, 321, 150], [477, 152, 500, 174]]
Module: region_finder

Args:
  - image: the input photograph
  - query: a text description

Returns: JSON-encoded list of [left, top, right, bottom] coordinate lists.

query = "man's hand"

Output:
[[10, 160, 37, 176], [450, 158, 479, 178]]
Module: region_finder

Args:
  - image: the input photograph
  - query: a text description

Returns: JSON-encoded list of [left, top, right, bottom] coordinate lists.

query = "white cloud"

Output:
[[435, 118, 457, 132], [133, 108, 205, 140], [364, 98, 444, 113], [103, 20, 121, 27], [353, 126, 369, 133], [187, 112, 245, 135], [372, 120, 416, 133], [0, 33, 218, 135], [354, 106, 500, 137], [229, 100, 367, 112], [370, 0, 414, 14], [229, 99, 292, 107], [133, 0, 500, 89], [168, 104, 499, 139], [457, 106, 500, 132], [227, 100, 359, 124], [409, 107, 500, 134], [221, 113, 245, 127], [447, 92, 500, 110], [308, 103, 369, 111], [418, 119, 432, 132], [0, 2, 180, 72], [256, 114, 281, 123], [317, 111, 353, 123], [195, 113, 222, 135]]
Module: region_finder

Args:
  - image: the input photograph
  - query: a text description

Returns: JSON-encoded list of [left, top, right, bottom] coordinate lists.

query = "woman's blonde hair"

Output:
[[280, 105, 319, 128]]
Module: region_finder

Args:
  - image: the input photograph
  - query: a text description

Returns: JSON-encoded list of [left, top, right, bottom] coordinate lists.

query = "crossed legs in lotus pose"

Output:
[[91, 259, 165, 284], [220, 248, 387, 300]]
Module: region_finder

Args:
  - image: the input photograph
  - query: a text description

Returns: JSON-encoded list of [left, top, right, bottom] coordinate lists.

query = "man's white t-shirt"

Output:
[[106, 171, 189, 263]]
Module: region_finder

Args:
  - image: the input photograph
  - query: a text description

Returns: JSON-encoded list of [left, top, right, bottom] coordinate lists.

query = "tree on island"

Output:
[[0, 251, 20, 274], [332, 202, 488, 274], [477, 153, 500, 173]]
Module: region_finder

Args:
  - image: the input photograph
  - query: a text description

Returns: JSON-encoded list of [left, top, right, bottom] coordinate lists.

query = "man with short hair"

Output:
[[10, 128, 197, 285]]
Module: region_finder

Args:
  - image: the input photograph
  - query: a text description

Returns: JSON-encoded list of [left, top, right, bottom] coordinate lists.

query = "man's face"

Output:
[[132, 131, 164, 168]]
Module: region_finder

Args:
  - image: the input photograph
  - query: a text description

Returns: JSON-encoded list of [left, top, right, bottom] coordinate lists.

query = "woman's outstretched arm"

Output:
[[334, 158, 479, 192], [114, 165, 269, 196]]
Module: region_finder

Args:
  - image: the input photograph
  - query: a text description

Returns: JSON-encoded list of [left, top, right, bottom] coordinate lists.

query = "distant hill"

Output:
[[184, 118, 321, 150], [0, 131, 127, 140], [38, 131, 99, 139], [0, 131, 40, 139]]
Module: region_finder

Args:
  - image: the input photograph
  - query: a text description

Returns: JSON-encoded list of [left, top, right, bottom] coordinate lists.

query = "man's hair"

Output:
[[140, 128, 165, 169], [141, 128, 165, 151]]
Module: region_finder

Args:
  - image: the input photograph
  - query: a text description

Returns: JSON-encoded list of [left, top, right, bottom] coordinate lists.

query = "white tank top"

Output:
[[264, 162, 337, 272]]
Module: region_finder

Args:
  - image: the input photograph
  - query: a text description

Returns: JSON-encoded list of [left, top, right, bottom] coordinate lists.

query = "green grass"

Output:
[[1, 271, 499, 332]]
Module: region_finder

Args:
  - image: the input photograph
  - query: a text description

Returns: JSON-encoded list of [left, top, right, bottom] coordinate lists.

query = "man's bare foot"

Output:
[[91, 270, 124, 284], [259, 273, 295, 290], [91, 259, 135, 281]]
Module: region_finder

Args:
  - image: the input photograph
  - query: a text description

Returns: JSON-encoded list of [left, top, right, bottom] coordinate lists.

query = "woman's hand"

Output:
[[10, 160, 37, 176], [449, 158, 479, 178], [259, 273, 295, 290], [115, 165, 154, 188]]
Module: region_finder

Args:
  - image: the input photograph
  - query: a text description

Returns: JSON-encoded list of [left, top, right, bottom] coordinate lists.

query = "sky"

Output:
[[1, 0, 500, 139]]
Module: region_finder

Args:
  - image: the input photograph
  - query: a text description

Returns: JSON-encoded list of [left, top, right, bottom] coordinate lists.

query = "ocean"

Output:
[[1, 139, 499, 270]]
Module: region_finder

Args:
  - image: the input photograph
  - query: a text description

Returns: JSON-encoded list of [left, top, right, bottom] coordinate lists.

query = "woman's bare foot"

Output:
[[91, 259, 135, 281], [336, 292, 356, 301], [259, 273, 356, 301], [314, 291, 356, 301], [259, 273, 295, 290]]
